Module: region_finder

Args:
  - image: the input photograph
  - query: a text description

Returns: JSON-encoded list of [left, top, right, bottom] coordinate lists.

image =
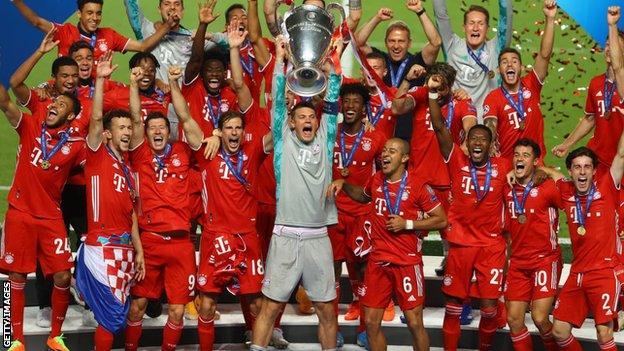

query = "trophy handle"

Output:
[[274, 0, 295, 37], [325, 3, 347, 27]]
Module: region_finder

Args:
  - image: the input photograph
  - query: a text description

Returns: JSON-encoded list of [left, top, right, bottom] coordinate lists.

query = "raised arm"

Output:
[[9, 28, 59, 105], [354, 8, 393, 55], [432, 0, 454, 48], [427, 76, 453, 159], [88, 53, 117, 150], [0, 83, 23, 128], [129, 67, 145, 149], [497, 0, 513, 49], [169, 67, 204, 150], [263, 0, 282, 37], [533, 0, 556, 82], [391, 94, 416, 115], [185, 0, 220, 84], [123, 0, 149, 40], [123, 15, 177, 52], [407, 0, 442, 65], [271, 37, 288, 136], [228, 20, 253, 112], [552, 114, 595, 158], [12, 0, 54, 33], [608, 6, 624, 98], [247, 0, 271, 68], [346, 0, 362, 31]]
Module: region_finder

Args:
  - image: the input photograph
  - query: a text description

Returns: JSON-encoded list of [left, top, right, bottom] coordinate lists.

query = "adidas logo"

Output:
[[540, 286, 549, 292], [408, 295, 416, 302]]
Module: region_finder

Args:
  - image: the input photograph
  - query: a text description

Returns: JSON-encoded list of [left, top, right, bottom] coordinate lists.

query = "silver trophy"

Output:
[[276, 2, 346, 97]]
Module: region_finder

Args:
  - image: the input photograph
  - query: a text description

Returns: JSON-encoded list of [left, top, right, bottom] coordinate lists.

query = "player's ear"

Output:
[[66, 112, 76, 122], [401, 153, 409, 164], [287, 116, 296, 130], [103, 129, 112, 140]]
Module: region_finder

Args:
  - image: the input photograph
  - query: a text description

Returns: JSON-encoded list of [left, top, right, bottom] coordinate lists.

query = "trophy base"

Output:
[[286, 66, 327, 97]]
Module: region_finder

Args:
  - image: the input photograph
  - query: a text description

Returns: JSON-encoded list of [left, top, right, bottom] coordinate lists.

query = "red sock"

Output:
[[540, 327, 559, 351], [240, 295, 254, 331], [273, 307, 283, 329], [556, 335, 582, 351], [510, 327, 533, 351], [162, 318, 184, 351], [9, 279, 25, 343], [478, 306, 498, 351], [198, 316, 215, 351], [50, 284, 70, 338], [497, 298, 507, 328], [95, 325, 115, 351], [124, 319, 143, 351], [599, 338, 618, 351], [442, 303, 463, 351], [334, 281, 341, 317]]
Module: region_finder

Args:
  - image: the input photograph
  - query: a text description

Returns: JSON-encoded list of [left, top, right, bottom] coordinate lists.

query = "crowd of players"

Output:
[[1, 0, 624, 350]]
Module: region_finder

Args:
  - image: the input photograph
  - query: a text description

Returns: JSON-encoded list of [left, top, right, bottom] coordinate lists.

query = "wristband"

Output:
[[428, 92, 439, 100], [416, 9, 426, 17], [406, 220, 414, 230]]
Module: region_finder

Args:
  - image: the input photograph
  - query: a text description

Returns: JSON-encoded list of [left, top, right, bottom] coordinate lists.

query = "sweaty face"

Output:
[[385, 29, 410, 62], [136, 58, 157, 91], [380, 139, 408, 175], [289, 107, 318, 144], [78, 3, 103, 32], [341, 93, 365, 125], [463, 11, 488, 49], [202, 60, 227, 95], [220, 117, 244, 154], [363, 58, 387, 87], [159, 0, 184, 23], [227, 8, 248, 32], [569, 155, 596, 195], [499, 52, 522, 87], [54, 65, 79, 94], [512, 145, 537, 181], [46, 95, 75, 128], [146, 118, 170, 153], [466, 128, 491, 165], [71, 48, 94, 80], [107, 117, 133, 153]]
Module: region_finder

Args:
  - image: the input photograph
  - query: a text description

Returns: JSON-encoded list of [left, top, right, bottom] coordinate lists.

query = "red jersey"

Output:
[[585, 73, 624, 167], [363, 171, 441, 265], [102, 86, 170, 120], [239, 38, 274, 105], [332, 126, 386, 216], [181, 75, 239, 137], [129, 141, 196, 233], [196, 136, 268, 234], [557, 173, 621, 273], [406, 88, 476, 188], [85, 143, 135, 239], [445, 146, 510, 246], [53, 22, 129, 61], [504, 179, 561, 268], [7, 111, 85, 219], [483, 70, 545, 160], [341, 76, 397, 139]]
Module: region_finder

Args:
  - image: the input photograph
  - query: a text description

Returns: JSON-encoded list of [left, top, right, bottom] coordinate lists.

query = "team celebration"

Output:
[[0, 0, 623, 350]]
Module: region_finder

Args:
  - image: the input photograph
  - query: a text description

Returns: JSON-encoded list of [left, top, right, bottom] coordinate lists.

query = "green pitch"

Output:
[[0, 0, 606, 243]]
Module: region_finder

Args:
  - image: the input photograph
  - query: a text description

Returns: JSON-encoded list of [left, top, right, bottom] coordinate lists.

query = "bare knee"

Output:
[[53, 270, 71, 287], [531, 311, 551, 332], [198, 294, 217, 319], [507, 312, 525, 331], [129, 297, 148, 321], [596, 324, 614, 343], [315, 301, 338, 325], [551, 321, 571, 341], [168, 304, 185, 324]]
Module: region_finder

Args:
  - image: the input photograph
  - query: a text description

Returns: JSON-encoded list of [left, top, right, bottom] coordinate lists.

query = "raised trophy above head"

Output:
[[275, 1, 346, 97]]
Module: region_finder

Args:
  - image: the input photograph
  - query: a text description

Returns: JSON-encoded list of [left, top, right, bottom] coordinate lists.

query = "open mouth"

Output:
[[120, 136, 130, 147], [302, 125, 313, 138], [47, 108, 58, 122], [470, 33, 481, 40], [227, 137, 240, 149], [577, 177, 588, 187], [344, 110, 357, 119], [381, 157, 391, 170], [208, 79, 220, 90], [80, 66, 90, 73], [152, 135, 164, 146], [141, 78, 152, 85], [471, 147, 483, 158], [505, 69, 517, 81], [515, 162, 525, 171]]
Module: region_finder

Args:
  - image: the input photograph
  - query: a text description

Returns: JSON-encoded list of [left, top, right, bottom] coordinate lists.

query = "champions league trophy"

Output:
[[276, 1, 346, 97]]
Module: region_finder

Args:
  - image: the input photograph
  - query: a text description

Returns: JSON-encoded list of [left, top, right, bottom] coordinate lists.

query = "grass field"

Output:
[[0, 0, 606, 245]]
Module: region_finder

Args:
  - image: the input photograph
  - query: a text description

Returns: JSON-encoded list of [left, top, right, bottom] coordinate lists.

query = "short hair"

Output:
[[388, 137, 410, 155], [144, 112, 170, 132], [77, 0, 103, 10], [59, 93, 82, 117], [203, 49, 229, 70], [129, 52, 160, 69], [340, 83, 371, 105], [498, 47, 523, 64], [159, 0, 184, 5], [366, 51, 386, 63], [304, 0, 326, 6], [51, 56, 78, 76], [513, 138, 541, 159], [566, 147, 598, 169], [68, 41, 94, 57], [103, 109, 132, 131], [291, 101, 316, 117], [468, 124, 493, 142], [385, 21, 411, 41], [225, 3, 246, 24], [218, 110, 245, 130], [425, 63, 457, 88], [464, 5, 490, 26]]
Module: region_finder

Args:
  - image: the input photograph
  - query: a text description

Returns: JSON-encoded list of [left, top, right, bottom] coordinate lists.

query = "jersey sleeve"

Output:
[[406, 87, 428, 106], [129, 140, 149, 167], [482, 91, 499, 120], [415, 182, 441, 214], [363, 173, 376, 198], [458, 99, 478, 120], [52, 23, 73, 42], [106, 28, 131, 53], [15, 111, 34, 137], [524, 70, 544, 94], [584, 80, 596, 115]]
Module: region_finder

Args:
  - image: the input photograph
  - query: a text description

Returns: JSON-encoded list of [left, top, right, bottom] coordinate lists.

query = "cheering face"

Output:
[[202, 60, 227, 95], [363, 58, 387, 87], [385, 29, 411, 62], [568, 155, 596, 195], [499, 52, 522, 87], [380, 139, 409, 175], [466, 128, 491, 165], [146, 118, 171, 153], [136, 59, 157, 91], [159, 0, 184, 23], [227, 8, 248, 32], [71, 48, 94, 80], [78, 3, 103, 32], [106, 117, 133, 153], [341, 93, 366, 125], [53, 65, 79, 94], [512, 145, 538, 181], [463, 11, 488, 49], [220, 117, 244, 154], [46, 95, 76, 128], [289, 106, 319, 144]]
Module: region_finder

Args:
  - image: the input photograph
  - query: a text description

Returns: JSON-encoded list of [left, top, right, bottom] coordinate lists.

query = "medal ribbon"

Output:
[[339, 127, 365, 170], [511, 180, 534, 216], [501, 84, 525, 126], [40, 124, 71, 163], [466, 44, 490, 75], [205, 95, 222, 129], [445, 99, 455, 129], [383, 171, 408, 215], [387, 57, 410, 88], [105, 144, 136, 196], [154, 143, 172, 171], [240, 42, 254, 77], [221, 149, 249, 188], [604, 76, 616, 115], [574, 185, 596, 229], [469, 159, 492, 202]]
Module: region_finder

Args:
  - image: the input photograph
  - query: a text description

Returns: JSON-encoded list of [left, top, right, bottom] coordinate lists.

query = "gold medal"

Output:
[[519, 121, 526, 130], [488, 70, 495, 79], [41, 160, 51, 170], [577, 226, 586, 236], [341, 168, 349, 177], [518, 214, 526, 224], [604, 110, 611, 120]]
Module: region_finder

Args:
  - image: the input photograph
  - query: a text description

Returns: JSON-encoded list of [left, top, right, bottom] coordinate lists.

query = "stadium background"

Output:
[[0, 0, 619, 260]]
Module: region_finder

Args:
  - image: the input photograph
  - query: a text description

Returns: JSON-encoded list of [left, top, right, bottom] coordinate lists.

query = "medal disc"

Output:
[[518, 214, 526, 224], [577, 226, 586, 236], [604, 110, 611, 120], [488, 70, 495, 79], [341, 168, 349, 177], [41, 160, 51, 170], [519, 121, 526, 130]]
